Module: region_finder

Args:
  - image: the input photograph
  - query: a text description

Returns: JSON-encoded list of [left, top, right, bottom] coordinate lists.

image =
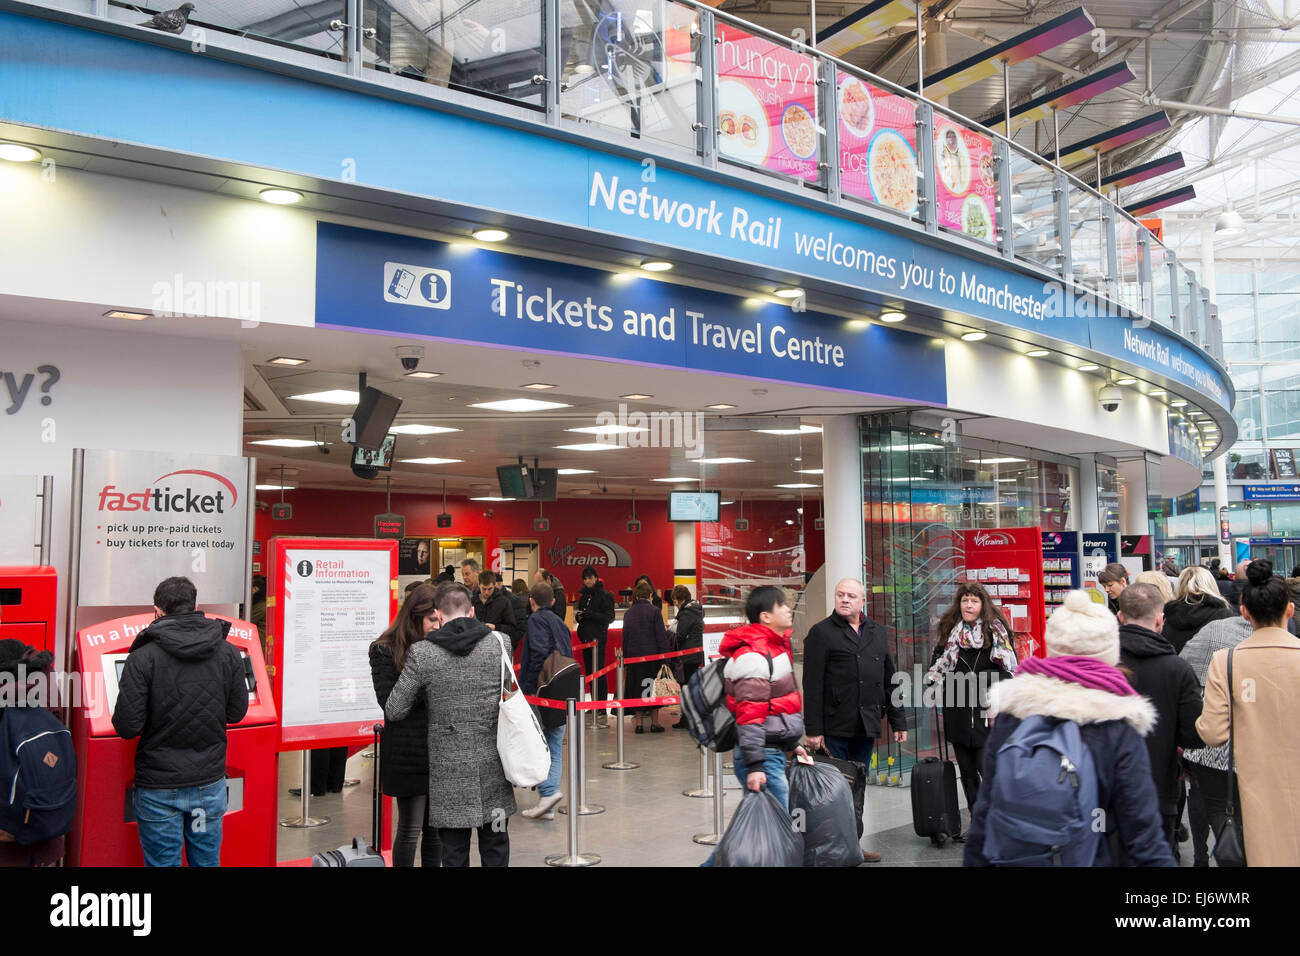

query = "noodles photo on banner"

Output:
[[837, 75, 919, 216]]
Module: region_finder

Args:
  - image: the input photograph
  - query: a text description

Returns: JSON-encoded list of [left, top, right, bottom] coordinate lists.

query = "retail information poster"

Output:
[[281, 547, 388, 729], [715, 23, 819, 183], [837, 75, 918, 215], [933, 118, 996, 243]]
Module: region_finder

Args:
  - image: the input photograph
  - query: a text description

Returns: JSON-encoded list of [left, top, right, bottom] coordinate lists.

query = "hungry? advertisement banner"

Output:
[[715, 23, 819, 183], [837, 75, 918, 215]]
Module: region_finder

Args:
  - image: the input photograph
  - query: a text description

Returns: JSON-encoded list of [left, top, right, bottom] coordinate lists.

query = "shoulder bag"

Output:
[[1212, 648, 1247, 868], [494, 633, 551, 788]]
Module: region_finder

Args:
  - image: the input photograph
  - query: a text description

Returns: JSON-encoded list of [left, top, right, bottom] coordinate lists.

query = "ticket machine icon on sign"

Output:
[[383, 262, 452, 310]]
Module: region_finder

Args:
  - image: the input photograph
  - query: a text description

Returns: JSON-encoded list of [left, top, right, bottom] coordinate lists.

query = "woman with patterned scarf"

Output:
[[926, 582, 1018, 815]]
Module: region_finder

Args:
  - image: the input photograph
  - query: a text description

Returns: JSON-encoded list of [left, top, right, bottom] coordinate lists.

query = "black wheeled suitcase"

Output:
[[812, 753, 867, 839], [311, 724, 387, 867], [910, 709, 961, 846]]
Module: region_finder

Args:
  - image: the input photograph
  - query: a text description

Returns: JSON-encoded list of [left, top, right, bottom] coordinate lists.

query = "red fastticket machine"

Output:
[[66, 612, 278, 866], [0, 566, 57, 653]]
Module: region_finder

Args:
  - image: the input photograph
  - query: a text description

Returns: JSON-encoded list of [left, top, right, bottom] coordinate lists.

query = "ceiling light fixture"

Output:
[[879, 310, 906, 323], [775, 482, 819, 489], [557, 468, 596, 475], [259, 188, 303, 205], [706, 403, 737, 410], [388, 424, 460, 435], [289, 389, 360, 405], [695, 457, 753, 465], [653, 477, 700, 483], [620, 393, 653, 400], [470, 496, 515, 501], [472, 228, 509, 242], [774, 287, 804, 299], [1170, 399, 1189, 407], [398, 457, 464, 465], [470, 398, 571, 412], [267, 356, 309, 366], [1026, 348, 1050, 358], [566, 424, 648, 435], [1115, 377, 1137, 386], [753, 425, 822, 435], [1214, 207, 1246, 238], [404, 370, 442, 379], [641, 260, 674, 272], [554, 442, 622, 451], [796, 468, 824, 475], [1077, 363, 1100, 372], [249, 438, 318, 448], [103, 310, 151, 321], [0, 143, 41, 163], [255, 483, 296, 491], [521, 382, 556, 390], [968, 457, 1026, 464], [961, 331, 987, 342]]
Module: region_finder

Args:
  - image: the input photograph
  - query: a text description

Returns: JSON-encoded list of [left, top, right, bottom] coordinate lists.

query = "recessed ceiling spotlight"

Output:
[[104, 310, 151, 321], [620, 393, 653, 400], [753, 425, 821, 435], [267, 356, 309, 366], [554, 442, 622, 451], [566, 424, 648, 435], [521, 382, 557, 390], [259, 188, 302, 205], [0, 143, 41, 163], [706, 403, 737, 410], [641, 260, 674, 272], [404, 370, 441, 379], [1170, 399, 1189, 407], [775, 483, 819, 489], [1149, 389, 1167, 397], [472, 228, 509, 242], [249, 438, 318, 448], [398, 457, 464, 465], [961, 331, 987, 342], [557, 468, 596, 475], [879, 311, 906, 323], [1077, 363, 1100, 372], [653, 477, 699, 483], [1026, 348, 1050, 358], [1115, 377, 1137, 386], [470, 398, 571, 412], [774, 287, 804, 299], [796, 468, 824, 475]]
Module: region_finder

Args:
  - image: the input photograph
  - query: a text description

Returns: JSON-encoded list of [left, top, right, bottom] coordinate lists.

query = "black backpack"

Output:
[[0, 706, 77, 845], [679, 658, 738, 752]]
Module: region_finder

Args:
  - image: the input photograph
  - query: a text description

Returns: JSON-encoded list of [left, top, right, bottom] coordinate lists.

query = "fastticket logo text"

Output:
[[96, 470, 238, 514]]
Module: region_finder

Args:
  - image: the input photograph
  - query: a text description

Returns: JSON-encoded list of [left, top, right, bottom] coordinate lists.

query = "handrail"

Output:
[[15, 0, 1223, 363]]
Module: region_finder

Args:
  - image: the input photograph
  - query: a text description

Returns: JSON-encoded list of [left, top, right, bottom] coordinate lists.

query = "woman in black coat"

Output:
[[669, 585, 705, 729], [1162, 566, 1234, 654], [926, 582, 1018, 815], [370, 583, 441, 867], [622, 580, 670, 733]]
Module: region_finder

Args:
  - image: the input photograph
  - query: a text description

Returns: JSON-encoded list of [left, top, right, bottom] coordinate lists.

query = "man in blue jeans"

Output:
[[519, 581, 577, 820], [112, 577, 249, 866]]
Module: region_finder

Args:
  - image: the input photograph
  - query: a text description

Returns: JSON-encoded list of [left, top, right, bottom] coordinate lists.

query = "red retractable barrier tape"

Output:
[[67, 612, 278, 867]]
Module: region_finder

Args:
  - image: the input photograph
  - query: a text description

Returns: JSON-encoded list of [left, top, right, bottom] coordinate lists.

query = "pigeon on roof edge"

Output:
[[139, 3, 195, 34]]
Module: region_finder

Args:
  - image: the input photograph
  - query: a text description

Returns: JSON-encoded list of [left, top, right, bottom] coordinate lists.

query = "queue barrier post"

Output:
[[546, 699, 600, 867], [560, 696, 605, 816], [280, 749, 328, 828], [601, 651, 638, 771], [683, 746, 712, 798], [692, 748, 725, 845]]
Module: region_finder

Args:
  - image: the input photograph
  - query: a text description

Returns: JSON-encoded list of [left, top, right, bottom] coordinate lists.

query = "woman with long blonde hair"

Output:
[[1134, 569, 1175, 605], [1162, 565, 1233, 654]]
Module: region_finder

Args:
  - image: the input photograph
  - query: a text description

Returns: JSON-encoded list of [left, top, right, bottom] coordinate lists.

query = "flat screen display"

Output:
[[352, 434, 396, 470], [668, 490, 720, 522], [351, 387, 403, 450]]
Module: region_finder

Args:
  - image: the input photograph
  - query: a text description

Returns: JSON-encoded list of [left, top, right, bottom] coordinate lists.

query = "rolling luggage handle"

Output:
[[371, 723, 383, 854]]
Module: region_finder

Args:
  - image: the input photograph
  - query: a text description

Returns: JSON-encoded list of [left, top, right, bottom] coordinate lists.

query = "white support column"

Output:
[[822, 415, 864, 609], [1118, 459, 1149, 535], [1076, 455, 1100, 533], [673, 523, 697, 599]]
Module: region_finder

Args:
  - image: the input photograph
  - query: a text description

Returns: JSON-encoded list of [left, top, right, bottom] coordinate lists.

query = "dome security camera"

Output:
[[1098, 384, 1123, 413], [396, 345, 425, 372]]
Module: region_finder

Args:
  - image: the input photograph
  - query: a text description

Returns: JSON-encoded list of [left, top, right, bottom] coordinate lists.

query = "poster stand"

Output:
[[961, 527, 1046, 660]]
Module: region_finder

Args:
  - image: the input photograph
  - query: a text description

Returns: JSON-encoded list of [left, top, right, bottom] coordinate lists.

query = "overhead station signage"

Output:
[[316, 223, 948, 405]]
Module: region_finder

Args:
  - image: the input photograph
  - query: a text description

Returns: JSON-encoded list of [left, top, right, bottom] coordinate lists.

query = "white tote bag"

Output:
[[494, 634, 551, 788]]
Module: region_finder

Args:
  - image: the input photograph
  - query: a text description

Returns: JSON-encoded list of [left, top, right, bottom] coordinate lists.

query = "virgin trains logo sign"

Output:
[[972, 531, 1015, 547], [96, 469, 239, 514], [546, 536, 632, 567]]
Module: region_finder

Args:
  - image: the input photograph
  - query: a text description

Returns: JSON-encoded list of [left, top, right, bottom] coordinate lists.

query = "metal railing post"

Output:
[[918, 103, 938, 235], [280, 751, 328, 828], [601, 651, 638, 770], [544, 0, 561, 124], [699, 9, 718, 169], [546, 700, 600, 866], [1138, 227, 1153, 321], [1056, 170, 1072, 282], [683, 746, 713, 798], [692, 749, 725, 844], [822, 58, 840, 202], [560, 700, 606, 815], [997, 137, 1013, 260]]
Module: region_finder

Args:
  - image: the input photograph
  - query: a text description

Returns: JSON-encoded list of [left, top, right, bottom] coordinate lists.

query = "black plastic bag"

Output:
[[787, 759, 862, 867], [715, 790, 804, 867]]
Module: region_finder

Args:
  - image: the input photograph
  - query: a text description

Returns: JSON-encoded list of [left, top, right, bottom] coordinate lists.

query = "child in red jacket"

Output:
[[719, 586, 806, 808]]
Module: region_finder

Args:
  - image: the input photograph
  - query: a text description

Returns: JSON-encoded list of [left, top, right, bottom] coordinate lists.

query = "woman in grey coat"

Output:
[[386, 582, 516, 867]]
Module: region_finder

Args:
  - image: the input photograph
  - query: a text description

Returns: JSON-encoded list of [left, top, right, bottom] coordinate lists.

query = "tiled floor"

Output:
[[276, 712, 1199, 867]]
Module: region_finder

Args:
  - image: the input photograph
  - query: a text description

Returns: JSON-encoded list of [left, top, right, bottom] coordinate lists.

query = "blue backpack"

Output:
[[0, 706, 77, 845], [982, 715, 1101, 866]]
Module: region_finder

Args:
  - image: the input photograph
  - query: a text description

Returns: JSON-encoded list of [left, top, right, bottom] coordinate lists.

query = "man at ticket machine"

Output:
[[111, 577, 249, 866]]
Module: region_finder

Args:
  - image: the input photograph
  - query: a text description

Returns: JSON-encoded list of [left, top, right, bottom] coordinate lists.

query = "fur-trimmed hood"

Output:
[[987, 672, 1157, 736]]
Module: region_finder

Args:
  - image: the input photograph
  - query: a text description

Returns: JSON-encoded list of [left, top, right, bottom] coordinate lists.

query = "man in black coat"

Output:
[[575, 566, 615, 723], [473, 570, 521, 646], [804, 577, 907, 861], [112, 577, 248, 867], [1117, 583, 1205, 858]]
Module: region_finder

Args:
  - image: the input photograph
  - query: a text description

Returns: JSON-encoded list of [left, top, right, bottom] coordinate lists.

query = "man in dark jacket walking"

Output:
[[473, 570, 521, 646], [803, 578, 907, 861], [575, 566, 615, 724], [1117, 583, 1205, 858], [112, 577, 248, 867]]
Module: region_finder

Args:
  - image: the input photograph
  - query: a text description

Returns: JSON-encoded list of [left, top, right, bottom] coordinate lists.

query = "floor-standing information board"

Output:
[[269, 538, 398, 749], [962, 528, 1046, 661], [1041, 531, 1081, 615]]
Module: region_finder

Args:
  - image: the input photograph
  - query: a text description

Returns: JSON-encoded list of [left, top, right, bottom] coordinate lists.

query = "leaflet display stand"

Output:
[[269, 537, 397, 840], [1081, 533, 1121, 601], [961, 528, 1046, 661], [1041, 531, 1082, 614]]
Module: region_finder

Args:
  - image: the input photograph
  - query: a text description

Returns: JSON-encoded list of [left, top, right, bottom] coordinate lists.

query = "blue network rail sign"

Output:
[[316, 223, 947, 403]]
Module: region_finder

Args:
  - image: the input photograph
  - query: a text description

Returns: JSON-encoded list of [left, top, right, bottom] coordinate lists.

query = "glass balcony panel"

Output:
[[1008, 147, 1061, 272], [836, 72, 920, 219]]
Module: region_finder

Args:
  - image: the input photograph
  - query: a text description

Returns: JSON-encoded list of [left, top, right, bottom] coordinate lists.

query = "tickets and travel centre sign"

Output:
[[316, 224, 947, 404]]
